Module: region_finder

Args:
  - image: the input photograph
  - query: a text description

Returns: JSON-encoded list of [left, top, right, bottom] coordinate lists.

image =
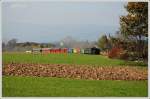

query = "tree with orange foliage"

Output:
[[120, 2, 148, 60]]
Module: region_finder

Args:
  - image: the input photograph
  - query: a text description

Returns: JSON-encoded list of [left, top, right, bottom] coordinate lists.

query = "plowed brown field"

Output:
[[3, 63, 147, 80]]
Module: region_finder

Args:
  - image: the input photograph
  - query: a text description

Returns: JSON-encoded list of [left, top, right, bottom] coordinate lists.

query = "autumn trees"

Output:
[[97, 35, 111, 51], [120, 2, 148, 37], [98, 2, 148, 61], [120, 2, 148, 60]]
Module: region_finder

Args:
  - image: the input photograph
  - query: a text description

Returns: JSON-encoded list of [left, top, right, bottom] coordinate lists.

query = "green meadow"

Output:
[[2, 53, 148, 97], [2, 52, 147, 66], [3, 76, 148, 97]]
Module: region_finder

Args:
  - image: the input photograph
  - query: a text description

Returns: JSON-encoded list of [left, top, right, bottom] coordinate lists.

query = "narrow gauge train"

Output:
[[32, 47, 100, 55]]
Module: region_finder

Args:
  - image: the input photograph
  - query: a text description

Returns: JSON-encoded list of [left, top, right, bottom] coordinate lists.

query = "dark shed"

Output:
[[91, 47, 100, 55], [84, 48, 92, 54]]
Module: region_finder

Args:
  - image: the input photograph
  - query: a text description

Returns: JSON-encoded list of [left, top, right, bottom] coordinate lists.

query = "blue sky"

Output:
[[2, 1, 127, 43]]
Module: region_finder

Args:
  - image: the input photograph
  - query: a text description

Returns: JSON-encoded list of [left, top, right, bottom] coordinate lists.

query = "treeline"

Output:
[[97, 2, 148, 62], [2, 39, 55, 52], [2, 37, 96, 52]]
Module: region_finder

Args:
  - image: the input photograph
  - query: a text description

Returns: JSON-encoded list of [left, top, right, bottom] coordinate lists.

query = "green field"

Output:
[[2, 53, 148, 97], [2, 52, 147, 66], [2, 76, 148, 97]]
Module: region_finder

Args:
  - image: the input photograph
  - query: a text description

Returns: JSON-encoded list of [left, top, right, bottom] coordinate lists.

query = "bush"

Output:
[[108, 47, 123, 59], [127, 52, 139, 61], [118, 50, 129, 60]]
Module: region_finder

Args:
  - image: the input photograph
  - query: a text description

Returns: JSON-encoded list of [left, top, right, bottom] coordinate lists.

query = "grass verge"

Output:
[[2, 53, 147, 67], [2, 76, 148, 97]]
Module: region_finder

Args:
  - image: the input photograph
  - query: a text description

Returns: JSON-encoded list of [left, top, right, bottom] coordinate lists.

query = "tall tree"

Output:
[[7, 38, 17, 51], [120, 2, 148, 59], [2, 42, 6, 52], [98, 35, 111, 51]]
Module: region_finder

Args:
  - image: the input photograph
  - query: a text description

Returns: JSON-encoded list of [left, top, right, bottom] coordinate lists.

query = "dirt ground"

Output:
[[3, 63, 147, 80]]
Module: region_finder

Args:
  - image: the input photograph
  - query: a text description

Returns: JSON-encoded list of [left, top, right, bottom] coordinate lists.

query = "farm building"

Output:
[[68, 48, 73, 53], [32, 48, 42, 54], [80, 49, 84, 54], [31, 47, 100, 55], [84, 47, 100, 55], [91, 47, 100, 55], [42, 48, 51, 53], [73, 48, 77, 53], [84, 48, 91, 54]]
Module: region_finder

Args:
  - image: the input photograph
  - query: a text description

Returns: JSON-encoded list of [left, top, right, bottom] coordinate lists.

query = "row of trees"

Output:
[[98, 2, 148, 61], [2, 36, 96, 52], [2, 39, 54, 52]]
